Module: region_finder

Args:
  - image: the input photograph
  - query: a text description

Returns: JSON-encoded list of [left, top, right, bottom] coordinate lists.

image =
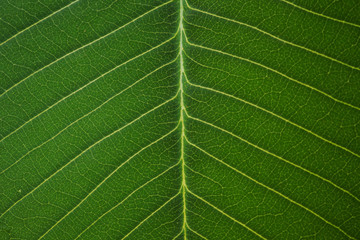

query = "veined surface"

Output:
[[0, 0, 359, 239]]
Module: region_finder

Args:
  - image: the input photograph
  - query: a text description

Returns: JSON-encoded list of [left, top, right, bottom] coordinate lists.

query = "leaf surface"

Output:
[[1, 0, 359, 239]]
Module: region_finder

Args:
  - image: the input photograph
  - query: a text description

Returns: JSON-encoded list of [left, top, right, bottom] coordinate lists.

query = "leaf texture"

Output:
[[0, 0, 359, 239]]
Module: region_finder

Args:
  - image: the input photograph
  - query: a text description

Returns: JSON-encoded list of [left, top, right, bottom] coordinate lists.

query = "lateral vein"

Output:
[[0, 93, 178, 219], [0, 57, 179, 175], [184, 0, 359, 70], [0, 35, 176, 143], [185, 139, 355, 239], [280, 0, 360, 28], [121, 191, 181, 240], [0, 0, 80, 47], [0, 0, 174, 98], [184, 111, 359, 203], [186, 224, 209, 240], [183, 72, 360, 160], [186, 188, 267, 240], [182, 30, 360, 112], [45, 156, 181, 240]]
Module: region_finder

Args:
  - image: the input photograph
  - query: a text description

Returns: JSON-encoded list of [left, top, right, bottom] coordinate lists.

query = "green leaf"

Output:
[[1, 0, 359, 239]]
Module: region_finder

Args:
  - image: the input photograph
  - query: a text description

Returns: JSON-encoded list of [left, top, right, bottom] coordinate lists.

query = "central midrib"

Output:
[[179, 0, 188, 238]]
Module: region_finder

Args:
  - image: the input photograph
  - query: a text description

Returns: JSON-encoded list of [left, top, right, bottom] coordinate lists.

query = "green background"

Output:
[[1, 0, 359, 239]]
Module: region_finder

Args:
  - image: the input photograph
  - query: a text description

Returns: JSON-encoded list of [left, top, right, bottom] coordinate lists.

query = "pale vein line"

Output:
[[171, 228, 184, 240], [183, 72, 360, 160], [40, 151, 181, 239], [186, 223, 209, 240], [185, 164, 223, 188], [186, 187, 267, 240], [0, 93, 178, 219], [0, 57, 179, 175], [181, 4, 263, 238], [0, 34, 176, 143], [184, 0, 359, 71], [183, 49, 236, 76], [179, 0, 188, 239], [182, 30, 360, 112], [121, 191, 181, 240], [0, 0, 80, 47], [280, 0, 360, 28], [0, 0, 174, 97], [184, 47, 360, 159], [185, 139, 355, 239], [184, 111, 359, 203]]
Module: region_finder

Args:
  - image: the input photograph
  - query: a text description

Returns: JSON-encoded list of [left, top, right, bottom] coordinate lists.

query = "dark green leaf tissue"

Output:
[[1, 0, 359, 239]]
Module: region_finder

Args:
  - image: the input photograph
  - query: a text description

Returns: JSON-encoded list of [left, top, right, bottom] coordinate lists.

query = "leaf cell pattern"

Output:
[[0, 0, 359, 239]]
